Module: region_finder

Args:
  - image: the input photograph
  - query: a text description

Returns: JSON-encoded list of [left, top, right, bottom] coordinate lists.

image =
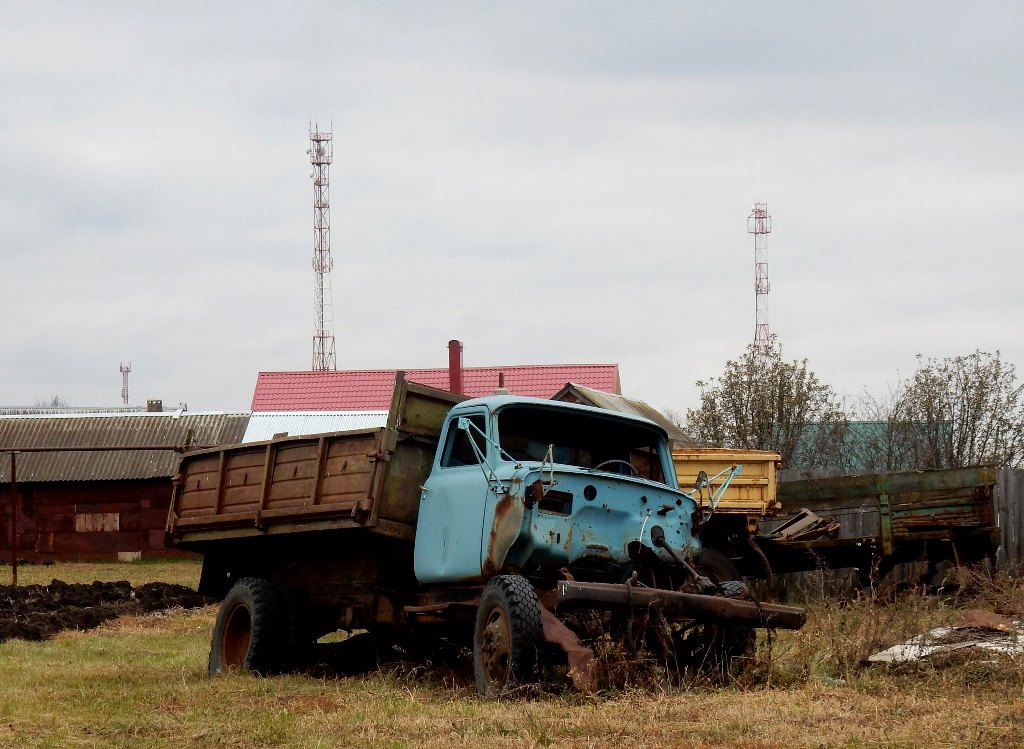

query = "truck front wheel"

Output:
[[208, 577, 284, 676], [473, 575, 542, 697], [676, 548, 756, 678]]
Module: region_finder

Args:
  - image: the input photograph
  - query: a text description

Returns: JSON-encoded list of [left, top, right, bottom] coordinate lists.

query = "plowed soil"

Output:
[[0, 579, 211, 642]]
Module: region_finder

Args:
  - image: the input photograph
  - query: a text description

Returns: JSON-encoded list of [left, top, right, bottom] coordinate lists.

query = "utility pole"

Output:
[[748, 203, 772, 351], [309, 123, 337, 371], [120, 362, 131, 405]]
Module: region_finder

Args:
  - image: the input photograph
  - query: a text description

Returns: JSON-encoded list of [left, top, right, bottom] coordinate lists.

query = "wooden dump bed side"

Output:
[[166, 376, 465, 547], [765, 466, 999, 569], [775, 466, 997, 539]]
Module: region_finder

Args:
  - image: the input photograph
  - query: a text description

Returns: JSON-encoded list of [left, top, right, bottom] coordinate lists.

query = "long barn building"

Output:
[[0, 410, 248, 561]]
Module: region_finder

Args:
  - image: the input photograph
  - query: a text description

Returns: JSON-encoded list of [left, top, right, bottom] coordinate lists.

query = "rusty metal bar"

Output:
[[878, 492, 893, 555], [555, 579, 806, 630], [312, 436, 328, 506], [259, 443, 276, 513], [213, 451, 227, 516]]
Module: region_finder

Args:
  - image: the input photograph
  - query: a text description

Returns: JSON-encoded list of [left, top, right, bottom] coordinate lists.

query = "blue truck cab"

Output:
[[414, 395, 700, 584]]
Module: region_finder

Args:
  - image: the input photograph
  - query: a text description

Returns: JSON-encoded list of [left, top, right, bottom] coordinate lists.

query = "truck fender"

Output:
[[539, 605, 597, 692], [483, 488, 526, 578]]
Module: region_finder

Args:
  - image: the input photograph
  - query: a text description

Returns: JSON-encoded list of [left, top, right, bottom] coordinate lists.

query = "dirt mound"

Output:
[[0, 579, 211, 642]]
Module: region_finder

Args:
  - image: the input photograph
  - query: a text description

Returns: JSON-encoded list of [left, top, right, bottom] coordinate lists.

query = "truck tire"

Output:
[[717, 580, 748, 599], [473, 575, 542, 697], [208, 577, 285, 676], [276, 585, 313, 671], [676, 548, 756, 678], [694, 547, 741, 585]]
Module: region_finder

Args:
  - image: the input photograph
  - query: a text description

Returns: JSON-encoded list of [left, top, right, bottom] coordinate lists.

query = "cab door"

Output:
[[413, 410, 491, 583]]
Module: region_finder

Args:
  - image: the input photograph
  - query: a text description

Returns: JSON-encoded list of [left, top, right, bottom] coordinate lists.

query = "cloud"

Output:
[[0, 2, 1020, 415]]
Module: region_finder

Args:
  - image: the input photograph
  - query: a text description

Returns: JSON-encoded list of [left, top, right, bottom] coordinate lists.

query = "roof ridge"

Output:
[[252, 365, 620, 411], [258, 363, 618, 376]]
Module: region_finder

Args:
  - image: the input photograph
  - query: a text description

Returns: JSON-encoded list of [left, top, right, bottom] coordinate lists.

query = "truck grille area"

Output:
[[538, 489, 573, 515]]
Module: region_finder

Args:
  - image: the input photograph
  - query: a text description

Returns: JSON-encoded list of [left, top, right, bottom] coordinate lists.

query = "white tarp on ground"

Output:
[[868, 610, 1024, 663]]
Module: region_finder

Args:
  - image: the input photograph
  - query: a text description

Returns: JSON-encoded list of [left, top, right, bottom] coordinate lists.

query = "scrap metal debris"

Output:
[[761, 508, 840, 542], [867, 610, 1024, 663]]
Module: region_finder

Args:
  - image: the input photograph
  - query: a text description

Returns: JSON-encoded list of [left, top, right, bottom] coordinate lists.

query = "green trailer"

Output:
[[755, 466, 999, 587]]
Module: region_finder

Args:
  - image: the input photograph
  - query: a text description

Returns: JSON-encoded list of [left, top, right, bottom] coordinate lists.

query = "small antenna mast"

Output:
[[748, 202, 772, 351], [119, 362, 131, 405]]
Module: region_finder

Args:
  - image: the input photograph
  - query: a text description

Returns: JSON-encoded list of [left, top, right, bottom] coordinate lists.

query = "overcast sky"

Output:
[[1, 2, 1021, 416]]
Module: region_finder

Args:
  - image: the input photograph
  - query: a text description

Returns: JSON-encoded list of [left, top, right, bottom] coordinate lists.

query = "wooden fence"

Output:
[[995, 468, 1024, 566]]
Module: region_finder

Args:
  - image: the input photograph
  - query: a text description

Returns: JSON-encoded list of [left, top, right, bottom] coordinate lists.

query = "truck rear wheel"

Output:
[[473, 575, 542, 697], [277, 585, 313, 671], [209, 577, 284, 676]]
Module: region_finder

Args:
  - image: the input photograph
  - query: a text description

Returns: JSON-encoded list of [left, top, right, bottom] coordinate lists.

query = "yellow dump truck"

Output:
[[673, 448, 783, 577], [673, 448, 782, 531]]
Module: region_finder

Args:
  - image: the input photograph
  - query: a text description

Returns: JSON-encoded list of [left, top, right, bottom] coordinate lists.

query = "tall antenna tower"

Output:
[[119, 362, 131, 405], [309, 122, 337, 371], [747, 202, 772, 351]]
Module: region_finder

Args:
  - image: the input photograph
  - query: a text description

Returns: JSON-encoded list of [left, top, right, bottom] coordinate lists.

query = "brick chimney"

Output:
[[448, 339, 464, 395]]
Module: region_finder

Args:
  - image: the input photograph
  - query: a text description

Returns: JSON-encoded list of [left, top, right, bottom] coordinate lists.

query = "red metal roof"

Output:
[[251, 365, 620, 411]]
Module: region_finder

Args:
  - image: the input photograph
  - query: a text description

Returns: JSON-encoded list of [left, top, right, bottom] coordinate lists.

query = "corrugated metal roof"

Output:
[[242, 411, 388, 443], [0, 406, 147, 415], [251, 365, 621, 411], [0, 412, 250, 482], [552, 383, 698, 447]]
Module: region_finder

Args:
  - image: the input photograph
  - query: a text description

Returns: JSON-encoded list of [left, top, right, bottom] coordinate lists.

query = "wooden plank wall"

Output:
[[0, 479, 194, 562], [995, 468, 1024, 567]]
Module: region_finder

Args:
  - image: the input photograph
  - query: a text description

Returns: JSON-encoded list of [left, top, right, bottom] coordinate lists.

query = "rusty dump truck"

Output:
[[166, 376, 804, 695]]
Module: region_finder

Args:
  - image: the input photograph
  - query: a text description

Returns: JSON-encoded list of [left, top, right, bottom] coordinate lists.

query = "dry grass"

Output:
[[0, 560, 1021, 748], [764, 565, 1024, 687]]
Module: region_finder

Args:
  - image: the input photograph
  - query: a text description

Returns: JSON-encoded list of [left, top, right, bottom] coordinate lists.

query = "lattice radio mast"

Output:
[[309, 123, 337, 371], [119, 362, 131, 405], [747, 202, 772, 351]]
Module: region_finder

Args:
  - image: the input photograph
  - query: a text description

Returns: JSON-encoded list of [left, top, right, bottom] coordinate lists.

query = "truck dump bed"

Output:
[[167, 376, 464, 548], [672, 448, 782, 527]]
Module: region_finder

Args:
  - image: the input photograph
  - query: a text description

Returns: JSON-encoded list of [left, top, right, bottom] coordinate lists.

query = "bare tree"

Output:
[[662, 407, 685, 429], [898, 350, 1024, 469], [34, 395, 68, 408], [850, 384, 916, 472], [685, 339, 849, 469]]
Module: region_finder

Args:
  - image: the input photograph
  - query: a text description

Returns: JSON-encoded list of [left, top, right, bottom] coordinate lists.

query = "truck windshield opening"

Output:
[[497, 405, 668, 483]]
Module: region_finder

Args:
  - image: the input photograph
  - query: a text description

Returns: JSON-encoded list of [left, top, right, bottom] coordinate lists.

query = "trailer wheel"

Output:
[[473, 575, 542, 697], [208, 577, 284, 676]]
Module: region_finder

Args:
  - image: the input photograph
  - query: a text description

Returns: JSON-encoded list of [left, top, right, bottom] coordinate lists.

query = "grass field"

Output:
[[0, 560, 1021, 748]]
